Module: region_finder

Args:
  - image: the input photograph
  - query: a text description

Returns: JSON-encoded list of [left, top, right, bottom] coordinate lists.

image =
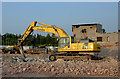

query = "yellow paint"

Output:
[[19, 21, 101, 53], [8, 45, 14, 47], [32, 26, 58, 35], [58, 36, 100, 52]]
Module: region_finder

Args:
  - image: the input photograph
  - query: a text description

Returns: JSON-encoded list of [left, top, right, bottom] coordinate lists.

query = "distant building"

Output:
[[72, 23, 119, 45]]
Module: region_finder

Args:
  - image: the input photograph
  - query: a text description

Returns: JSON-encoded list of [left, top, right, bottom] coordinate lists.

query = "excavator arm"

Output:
[[18, 21, 37, 45], [18, 21, 69, 58], [32, 26, 69, 37]]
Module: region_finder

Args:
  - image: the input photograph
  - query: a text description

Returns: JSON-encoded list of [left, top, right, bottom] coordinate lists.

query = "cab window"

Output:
[[59, 37, 70, 48]]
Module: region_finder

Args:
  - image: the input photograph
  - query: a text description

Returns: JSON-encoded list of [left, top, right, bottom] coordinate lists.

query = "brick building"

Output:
[[72, 23, 119, 45]]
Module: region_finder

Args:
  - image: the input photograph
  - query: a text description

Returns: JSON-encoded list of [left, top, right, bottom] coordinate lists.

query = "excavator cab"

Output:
[[58, 36, 75, 48], [59, 37, 70, 48], [58, 36, 101, 53]]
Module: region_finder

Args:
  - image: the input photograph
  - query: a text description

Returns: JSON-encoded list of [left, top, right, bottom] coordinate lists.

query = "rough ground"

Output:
[[2, 52, 118, 77]]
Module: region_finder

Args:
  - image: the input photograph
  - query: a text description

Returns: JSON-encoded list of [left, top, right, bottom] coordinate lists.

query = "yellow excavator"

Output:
[[18, 21, 101, 61]]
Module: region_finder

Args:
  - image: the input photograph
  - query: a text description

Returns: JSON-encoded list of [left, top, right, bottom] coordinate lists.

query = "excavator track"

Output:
[[49, 52, 96, 61]]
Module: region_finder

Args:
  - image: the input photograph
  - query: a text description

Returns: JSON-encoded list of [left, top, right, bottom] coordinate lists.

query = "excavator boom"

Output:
[[32, 26, 57, 35], [18, 21, 69, 45], [18, 21, 69, 58], [32, 26, 69, 37]]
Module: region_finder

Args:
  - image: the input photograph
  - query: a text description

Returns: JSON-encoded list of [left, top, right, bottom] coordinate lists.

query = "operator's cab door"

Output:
[[59, 37, 70, 48]]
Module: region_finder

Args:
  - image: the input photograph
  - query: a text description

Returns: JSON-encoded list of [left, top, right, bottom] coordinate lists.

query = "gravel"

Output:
[[2, 53, 118, 77]]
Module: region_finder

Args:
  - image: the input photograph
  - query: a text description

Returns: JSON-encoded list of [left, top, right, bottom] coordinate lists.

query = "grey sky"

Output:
[[2, 2, 118, 36]]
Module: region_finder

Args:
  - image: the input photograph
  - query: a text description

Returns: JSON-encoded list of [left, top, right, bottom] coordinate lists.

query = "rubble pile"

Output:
[[2, 54, 118, 77]]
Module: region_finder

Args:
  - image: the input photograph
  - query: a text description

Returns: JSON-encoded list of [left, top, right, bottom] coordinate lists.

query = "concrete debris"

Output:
[[2, 54, 118, 77]]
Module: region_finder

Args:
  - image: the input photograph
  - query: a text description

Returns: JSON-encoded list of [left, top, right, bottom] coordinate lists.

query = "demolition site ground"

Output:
[[1, 46, 119, 77]]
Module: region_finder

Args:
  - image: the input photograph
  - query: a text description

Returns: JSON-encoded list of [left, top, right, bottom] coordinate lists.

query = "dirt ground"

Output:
[[1, 46, 119, 77]]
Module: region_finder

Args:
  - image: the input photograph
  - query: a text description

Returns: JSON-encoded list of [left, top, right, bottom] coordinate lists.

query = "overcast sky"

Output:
[[2, 2, 119, 36]]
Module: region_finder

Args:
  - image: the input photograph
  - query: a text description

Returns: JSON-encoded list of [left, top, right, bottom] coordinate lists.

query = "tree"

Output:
[[41, 36, 46, 45], [2, 33, 18, 45], [35, 34, 41, 46], [102, 29, 106, 33], [51, 34, 58, 46], [1, 33, 58, 46], [46, 34, 51, 45]]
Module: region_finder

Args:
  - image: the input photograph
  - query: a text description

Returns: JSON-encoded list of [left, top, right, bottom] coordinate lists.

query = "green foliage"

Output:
[[2, 33, 18, 45], [102, 29, 106, 33], [2, 33, 58, 46]]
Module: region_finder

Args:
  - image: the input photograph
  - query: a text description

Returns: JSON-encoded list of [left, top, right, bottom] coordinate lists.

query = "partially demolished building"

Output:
[[72, 23, 119, 46]]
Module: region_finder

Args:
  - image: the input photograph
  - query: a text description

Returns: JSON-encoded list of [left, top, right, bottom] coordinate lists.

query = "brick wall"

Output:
[[72, 24, 119, 46]]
